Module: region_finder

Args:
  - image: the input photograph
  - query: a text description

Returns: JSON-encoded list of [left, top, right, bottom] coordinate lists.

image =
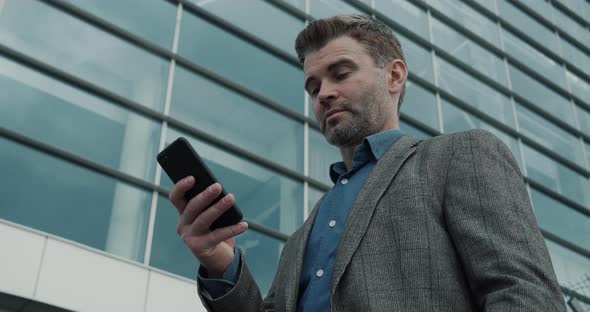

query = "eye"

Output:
[[335, 72, 350, 80]]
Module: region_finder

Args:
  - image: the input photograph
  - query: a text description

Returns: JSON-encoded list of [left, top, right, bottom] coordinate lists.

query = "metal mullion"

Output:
[[0, 127, 169, 197], [264, 0, 314, 22], [551, 0, 590, 28], [0, 43, 331, 193], [342, 0, 590, 142], [542, 229, 590, 262], [41, 0, 317, 128], [527, 178, 590, 218], [173, 0, 301, 69], [508, 0, 590, 55], [459, 0, 590, 86], [562, 286, 590, 306]]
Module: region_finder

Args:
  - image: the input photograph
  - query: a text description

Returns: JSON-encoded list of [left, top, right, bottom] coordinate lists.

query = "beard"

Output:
[[322, 85, 390, 147]]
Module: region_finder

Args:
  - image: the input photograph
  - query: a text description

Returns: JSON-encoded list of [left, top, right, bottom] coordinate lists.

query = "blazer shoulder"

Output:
[[417, 128, 503, 150]]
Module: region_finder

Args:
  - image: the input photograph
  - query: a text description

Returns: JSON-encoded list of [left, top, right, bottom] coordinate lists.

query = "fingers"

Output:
[[181, 183, 223, 226], [190, 192, 235, 234], [169, 176, 195, 214], [208, 222, 248, 247]]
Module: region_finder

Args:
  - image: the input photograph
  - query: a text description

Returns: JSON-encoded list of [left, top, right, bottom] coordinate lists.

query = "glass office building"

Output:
[[0, 0, 589, 311]]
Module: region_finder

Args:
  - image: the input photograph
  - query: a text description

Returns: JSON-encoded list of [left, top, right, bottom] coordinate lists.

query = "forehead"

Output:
[[303, 36, 371, 76]]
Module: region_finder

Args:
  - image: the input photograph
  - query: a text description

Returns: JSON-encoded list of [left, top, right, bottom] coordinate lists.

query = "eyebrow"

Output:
[[304, 58, 358, 93]]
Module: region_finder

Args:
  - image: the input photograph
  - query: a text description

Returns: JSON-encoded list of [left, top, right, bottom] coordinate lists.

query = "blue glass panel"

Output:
[[0, 139, 151, 262], [375, 0, 429, 40], [0, 0, 169, 111], [401, 82, 439, 130], [178, 10, 304, 114], [545, 240, 590, 298], [170, 66, 304, 173], [0, 56, 161, 181], [309, 128, 340, 186], [397, 34, 434, 83]]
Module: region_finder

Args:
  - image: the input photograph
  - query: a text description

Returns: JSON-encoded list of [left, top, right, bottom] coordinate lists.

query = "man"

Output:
[[169, 15, 566, 311]]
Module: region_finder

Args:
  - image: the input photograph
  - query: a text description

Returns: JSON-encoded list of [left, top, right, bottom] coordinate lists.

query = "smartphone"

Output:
[[157, 137, 243, 231]]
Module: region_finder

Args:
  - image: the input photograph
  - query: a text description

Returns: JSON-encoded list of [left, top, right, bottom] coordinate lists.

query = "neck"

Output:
[[338, 123, 400, 171]]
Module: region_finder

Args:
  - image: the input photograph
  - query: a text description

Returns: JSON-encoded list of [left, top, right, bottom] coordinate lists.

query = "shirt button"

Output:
[[316, 269, 324, 278], [329, 220, 336, 228], [341, 178, 349, 185]]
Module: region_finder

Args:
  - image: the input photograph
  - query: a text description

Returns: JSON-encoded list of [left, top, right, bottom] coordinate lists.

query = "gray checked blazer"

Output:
[[198, 129, 566, 312]]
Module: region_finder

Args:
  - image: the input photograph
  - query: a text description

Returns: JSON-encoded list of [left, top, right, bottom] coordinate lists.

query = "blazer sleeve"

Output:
[[443, 129, 566, 311], [197, 250, 277, 312]]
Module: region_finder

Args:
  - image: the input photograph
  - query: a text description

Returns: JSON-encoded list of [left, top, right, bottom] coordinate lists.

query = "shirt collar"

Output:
[[329, 129, 405, 183]]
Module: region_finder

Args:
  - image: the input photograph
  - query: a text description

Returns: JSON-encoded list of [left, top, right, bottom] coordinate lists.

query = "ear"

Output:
[[385, 59, 407, 95]]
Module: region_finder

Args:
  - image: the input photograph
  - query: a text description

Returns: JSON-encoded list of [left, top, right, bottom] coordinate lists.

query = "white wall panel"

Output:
[[145, 271, 206, 312], [35, 239, 148, 312], [0, 222, 45, 299]]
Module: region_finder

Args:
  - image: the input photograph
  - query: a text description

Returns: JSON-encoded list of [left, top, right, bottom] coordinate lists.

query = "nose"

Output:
[[317, 81, 338, 105]]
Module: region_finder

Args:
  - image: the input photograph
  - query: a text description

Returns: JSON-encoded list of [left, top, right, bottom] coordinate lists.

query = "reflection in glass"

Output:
[[170, 66, 304, 173], [70, 0, 177, 49], [437, 58, 515, 129], [309, 0, 361, 18], [192, 0, 304, 56], [441, 100, 522, 169], [431, 18, 507, 87], [516, 103, 585, 168], [426, 0, 501, 48], [561, 39, 590, 75], [577, 106, 590, 135], [566, 71, 590, 105], [178, 10, 304, 114], [0, 0, 169, 111], [509, 65, 575, 125], [397, 34, 434, 83], [150, 196, 283, 295], [552, 8, 590, 50], [0, 56, 161, 181], [309, 129, 340, 186], [375, 0, 429, 40], [522, 144, 590, 209], [502, 30, 566, 89], [497, 0, 561, 56], [0, 139, 151, 262], [400, 120, 433, 140], [401, 82, 439, 130], [546, 240, 590, 298], [308, 188, 327, 216], [161, 129, 304, 234], [530, 188, 590, 251]]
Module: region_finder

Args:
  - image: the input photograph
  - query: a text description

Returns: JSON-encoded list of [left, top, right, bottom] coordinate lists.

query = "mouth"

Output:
[[324, 109, 346, 123]]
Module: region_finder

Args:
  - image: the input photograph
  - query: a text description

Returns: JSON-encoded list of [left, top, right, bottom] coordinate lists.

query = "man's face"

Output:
[[304, 36, 398, 148]]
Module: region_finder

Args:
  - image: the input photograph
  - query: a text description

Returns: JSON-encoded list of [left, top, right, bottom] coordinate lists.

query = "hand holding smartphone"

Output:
[[157, 137, 243, 231]]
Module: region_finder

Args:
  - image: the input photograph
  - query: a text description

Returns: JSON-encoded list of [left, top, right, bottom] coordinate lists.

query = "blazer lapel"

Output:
[[330, 135, 420, 295], [282, 195, 325, 312]]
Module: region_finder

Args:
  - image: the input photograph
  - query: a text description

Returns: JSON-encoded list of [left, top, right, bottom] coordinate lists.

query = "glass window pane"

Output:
[[516, 103, 585, 167], [497, 0, 561, 55], [161, 129, 304, 234], [509, 65, 575, 125], [178, 10, 304, 114], [0, 0, 169, 111], [397, 34, 434, 83], [375, 0, 429, 40], [192, 0, 304, 56], [519, 0, 555, 23], [150, 195, 283, 295], [473, 0, 497, 13], [552, 7, 590, 50], [401, 82, 439, 130], [522, 144, 590, 209], [70, 0, 177, 49], [0, 138, 151, 262], [309, 0, 362, 18], [426, 0, 502, 48], [530, 188, 590, 251], [557, 0, 590, 20], [566, 70, 590, 105], [545, 240, 590, 298], [437, 58, 515, 129], [171, 66, 304, 173], [400, 120, 433, 139], [0, 56, 161, 181], [309, 129, 340, 186], [441, 99, 522, 169], [503, 29, 567, 89], [561, 38, 590, 75], [577, 106, 590, 134], [586, 142, 590, 170], [431, 18, 507, 87]]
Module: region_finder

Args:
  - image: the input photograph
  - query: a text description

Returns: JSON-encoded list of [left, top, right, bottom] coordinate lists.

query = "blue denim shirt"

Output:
[[200, 129, 405, 309]]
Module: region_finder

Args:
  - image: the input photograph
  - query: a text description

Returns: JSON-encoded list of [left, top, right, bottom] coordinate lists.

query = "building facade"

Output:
[[0, 0, 589, 311]]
